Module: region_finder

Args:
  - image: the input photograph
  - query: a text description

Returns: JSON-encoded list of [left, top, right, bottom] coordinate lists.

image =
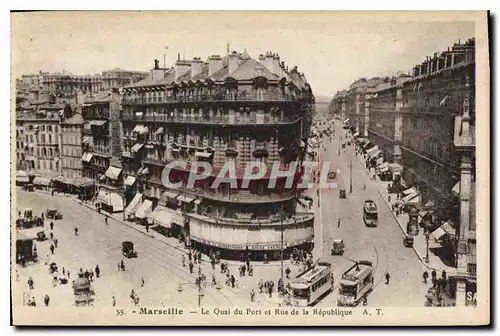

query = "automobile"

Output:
[[339, 189, 346, 199], [37, 230, 47, 241], [331, 239, 345, 255], [122, 241, 137, 258], [22, 184, 34, 192], [342, 143, 346, 149], [403, 235, 414, 247], [46, 209, 62, 220]]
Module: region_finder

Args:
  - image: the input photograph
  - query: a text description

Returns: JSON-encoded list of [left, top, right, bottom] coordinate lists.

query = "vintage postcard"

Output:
[[10, 11, 490, 326]]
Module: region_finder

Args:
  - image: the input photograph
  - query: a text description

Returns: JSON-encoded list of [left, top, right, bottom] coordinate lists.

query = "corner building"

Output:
[[121, 51, 315, 260]]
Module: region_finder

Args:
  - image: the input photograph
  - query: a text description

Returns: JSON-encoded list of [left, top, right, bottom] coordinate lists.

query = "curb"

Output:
[[376, 189, 436, 271]]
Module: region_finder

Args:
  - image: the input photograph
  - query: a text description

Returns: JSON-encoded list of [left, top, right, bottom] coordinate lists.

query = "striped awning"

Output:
[[125, 193, 143, 216], [105, 166, 122, 180]]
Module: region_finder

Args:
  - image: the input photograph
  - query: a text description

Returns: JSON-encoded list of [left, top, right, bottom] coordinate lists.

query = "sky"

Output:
[[11, 12, 475, 97]]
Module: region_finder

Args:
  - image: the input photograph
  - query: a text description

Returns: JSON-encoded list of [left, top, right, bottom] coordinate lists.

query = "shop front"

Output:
[[187, 213, 314, 261]]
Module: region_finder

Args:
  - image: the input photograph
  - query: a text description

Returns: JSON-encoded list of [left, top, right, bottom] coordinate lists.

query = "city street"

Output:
[[314, 121, 428, 307], [14, 190, 299, 309]]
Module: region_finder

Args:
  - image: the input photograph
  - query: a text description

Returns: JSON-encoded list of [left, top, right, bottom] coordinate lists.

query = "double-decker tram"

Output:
[[290, 261, 334, 307], [337, 261, 374, 307]]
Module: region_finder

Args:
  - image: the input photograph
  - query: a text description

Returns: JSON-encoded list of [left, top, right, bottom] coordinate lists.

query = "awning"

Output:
[[82, 136, 92, 145], [135, 200, 153, 219], [139, 127, 149, 135], [177, 194, 195, 203], [363, 141, 373, 149], [300, 140, 306, 148], [33, 177, 51, 186], [369, 149, 382, 159], [343, 118, 350, 123], [16, 173, 30, 183], [375, 157, 384, 166], [131, 143, 144, 153], [442, 221, 456, 236], [452, 182, 460, 197], [402, 187, 417, 196], [97, 190, 122, 210], [366, 145, 379, 155], [132, 125, 144, 133], [154, 127, 164, 135], [146, 206, 173, 228], [82, 152, 94, 162], [432, 227, 446, 241], [353, 132, 359, 138], [378, 162, 389, 172], [402, 192, 420, 205], [125, 193, 143, 216], [90, 120, 107, 127], [105, 166, 122, 180], [162, 190, 179, 200], [389, 163, 403, 173], [194, 199, 202, 205], [195, 151, 213, 158], [124, 176, 136, 187], [138, 167, 149, 176]]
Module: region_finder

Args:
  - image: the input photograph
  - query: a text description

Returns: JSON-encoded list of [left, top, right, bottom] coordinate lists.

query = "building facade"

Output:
[[81, 89, 125, 212], [120, 51, 315, 259], [60, 113, 84, 180], [15, 105, 63, 180], [43, 72, 103, 95], [101, 68, 150, 90]]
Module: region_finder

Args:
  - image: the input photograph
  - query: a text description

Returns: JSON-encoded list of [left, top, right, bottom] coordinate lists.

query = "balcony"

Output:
[[179, 187, 296, 204], [122, 93, 299, 105], [187, 211, 314, 227], [121, 113, 300, 125]]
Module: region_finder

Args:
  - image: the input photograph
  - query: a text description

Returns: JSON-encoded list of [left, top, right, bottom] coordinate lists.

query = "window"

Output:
[[467, 263, 476, 276]]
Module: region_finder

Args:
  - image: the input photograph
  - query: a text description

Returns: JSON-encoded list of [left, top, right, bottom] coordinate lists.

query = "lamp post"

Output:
[[349, 159, 353, 194], [280, 204, 284, 294], [424, 231, 430, 263]]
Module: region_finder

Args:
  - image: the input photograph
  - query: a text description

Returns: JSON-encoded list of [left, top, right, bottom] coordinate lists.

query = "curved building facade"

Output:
[[120, 51, 315, 260]]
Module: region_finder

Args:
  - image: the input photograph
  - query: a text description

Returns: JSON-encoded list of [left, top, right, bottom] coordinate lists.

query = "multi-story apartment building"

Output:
[[120, 51, 315, 259], [60, 113, 84, 180], [15, 103, 64, 182], [329, 90, 347, 116], [81, 89, 124, 212], [101, 68, 149, 91]]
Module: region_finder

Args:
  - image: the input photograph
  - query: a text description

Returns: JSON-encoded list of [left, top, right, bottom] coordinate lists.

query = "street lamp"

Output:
[[349, 159, 353, 194], [280, 204, 285, 294], [424, 231, 430, 263]]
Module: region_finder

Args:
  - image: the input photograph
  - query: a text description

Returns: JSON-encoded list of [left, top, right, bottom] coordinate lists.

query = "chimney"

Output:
[[191, 57, 203, 78], [263, 51, 274, 73], [151, 59, 164, 81], [258, 54, 265, 64], [175, 60, 191, 81], [272, 53, 281, 77], [208, 55, 223, 77], [228, 51, 239, 74]]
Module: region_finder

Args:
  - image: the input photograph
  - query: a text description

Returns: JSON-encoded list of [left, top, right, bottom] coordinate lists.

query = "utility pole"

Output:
[[349, 159, 353, 193], [280, 204, 284, 294], [198, 265, 202, 307]]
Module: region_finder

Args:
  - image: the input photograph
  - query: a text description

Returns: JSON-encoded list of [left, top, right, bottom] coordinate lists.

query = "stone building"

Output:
[[60, 113, 84, 180], [120, 50, 315, 259], [43, 72, 103, 95], [101, 68, 150, 90], [81, 89, 124, 212]]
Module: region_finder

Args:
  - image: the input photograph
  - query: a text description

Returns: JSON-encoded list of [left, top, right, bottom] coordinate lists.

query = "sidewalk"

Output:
[[355, 153, 456, 274]]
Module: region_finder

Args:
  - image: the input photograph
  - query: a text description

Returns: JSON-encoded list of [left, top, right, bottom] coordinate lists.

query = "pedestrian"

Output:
[[264, 253, 268, 264], [112, 296, 116, 307], [182, 254, 186, 267], [250, 289, 255, 303], [189, 261, 194, 274], [198, 251, 202, 264], [423, 271, 429, 284], [18, 210, 21, 218], [431, 270, 437, 279], [44, 294, 50, 307], [117, 262, 121, 271], [62, 267, 66, 276], [120, 260, 125, 271], [50, 232, 54, 240], [84, 269, 90, 279], [220, 262, 225, 273], [74, 227, 78, 236], [50, 222, 54, 230], [242, 264, 246, 276], [67, 271, 70, 279], [28, 277, 34, 290], [248, 265, 254, 276], [95, 265, 100, 278], [41, 213, 44, 220], [193, 252, 197, 264], [211, 257, 215, 270], [338, 218, 341, 228], [231, 274, 235, 288], [212, 273, 217, 286], [385, 272, 390, 284], [441, 269, 447, 280], [105, 216, 108, 225], [50, 244, 55, 255], [188, 251, 192, 262], [285, 266, 291, 279], [54, 238, 58, 248], [388, 195, 391, 203], [268, 284, 273, 298], [140, 277, 145, 287]]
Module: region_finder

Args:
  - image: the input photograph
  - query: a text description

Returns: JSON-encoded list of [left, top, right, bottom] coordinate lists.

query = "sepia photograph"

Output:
[[10, 10, 490, 326]]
